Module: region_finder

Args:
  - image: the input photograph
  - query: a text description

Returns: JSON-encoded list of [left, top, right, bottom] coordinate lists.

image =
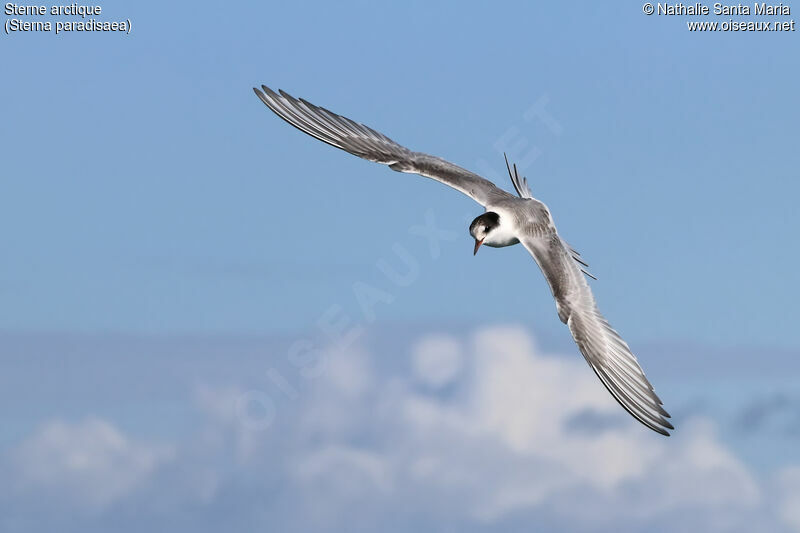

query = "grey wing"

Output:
[[521, 234, 673, 436], [253, 85, 511, 206]]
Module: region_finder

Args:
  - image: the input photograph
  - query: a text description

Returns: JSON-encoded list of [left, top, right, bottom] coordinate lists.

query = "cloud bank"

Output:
[[1, 326, 797, 532]]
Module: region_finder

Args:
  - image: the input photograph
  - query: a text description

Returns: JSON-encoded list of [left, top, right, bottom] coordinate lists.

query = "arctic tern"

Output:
[[253, 85, 673, 436]]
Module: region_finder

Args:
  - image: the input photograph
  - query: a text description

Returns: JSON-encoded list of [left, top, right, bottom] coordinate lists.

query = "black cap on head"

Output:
[[469, 212, 500, 233]]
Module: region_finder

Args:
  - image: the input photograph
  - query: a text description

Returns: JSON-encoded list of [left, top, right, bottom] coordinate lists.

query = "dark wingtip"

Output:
[[653, 423, 671, 436], [504, 152, 522, 196]]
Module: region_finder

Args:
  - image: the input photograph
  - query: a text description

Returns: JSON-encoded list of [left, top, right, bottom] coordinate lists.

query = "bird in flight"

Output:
[[253, 85, 673, 436]]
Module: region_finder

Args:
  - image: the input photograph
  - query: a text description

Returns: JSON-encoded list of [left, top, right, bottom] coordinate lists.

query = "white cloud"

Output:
[[8, 417, 171, 510], [293, 445, 393, 493], [279, 326, 772, 528], [194, 383, 275, 463], [411, 334, 463, 387], [325, 345, 374, 398], [777, 466, 800, 531], [4, 326, 799, 532]]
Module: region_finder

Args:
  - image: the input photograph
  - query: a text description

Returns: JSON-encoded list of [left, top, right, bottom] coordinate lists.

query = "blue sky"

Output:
[[2, 2, 800, 532]]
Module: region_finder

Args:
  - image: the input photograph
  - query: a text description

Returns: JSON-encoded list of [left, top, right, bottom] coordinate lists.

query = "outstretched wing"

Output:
[[254, 85, 512, 207], [521, 233, 673, 436]]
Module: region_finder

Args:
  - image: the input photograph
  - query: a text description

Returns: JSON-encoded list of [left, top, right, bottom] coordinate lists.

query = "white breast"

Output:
[[483, 206, 521, 248]]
